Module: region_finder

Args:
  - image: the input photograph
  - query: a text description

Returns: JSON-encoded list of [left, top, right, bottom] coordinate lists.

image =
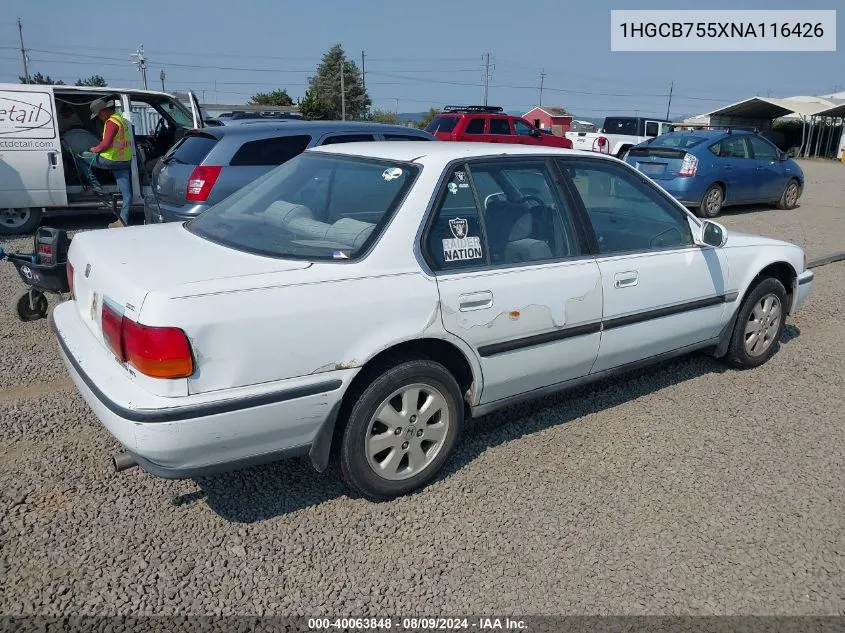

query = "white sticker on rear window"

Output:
[[442, 237, 483, 262], [382, 167, 403, 181], [447, 182, 458, 195]]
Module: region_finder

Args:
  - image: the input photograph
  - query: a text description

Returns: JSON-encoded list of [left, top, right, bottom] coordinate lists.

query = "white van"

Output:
[[0, 84, 204, 235]]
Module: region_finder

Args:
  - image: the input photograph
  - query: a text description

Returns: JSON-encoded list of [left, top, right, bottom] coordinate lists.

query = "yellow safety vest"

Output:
[[99, 113, 132, 162]]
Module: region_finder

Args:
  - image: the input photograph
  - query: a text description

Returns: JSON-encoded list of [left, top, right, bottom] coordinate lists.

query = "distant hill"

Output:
[[397, 112, 427, 124]]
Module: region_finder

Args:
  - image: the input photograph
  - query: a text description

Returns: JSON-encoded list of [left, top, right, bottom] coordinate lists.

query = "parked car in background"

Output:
[[566, 116, 673, 157], [144, 121, 435, 223], [425, 105, 572, 148], [625, 129, 804, 218], [55, 142, 813, 501]]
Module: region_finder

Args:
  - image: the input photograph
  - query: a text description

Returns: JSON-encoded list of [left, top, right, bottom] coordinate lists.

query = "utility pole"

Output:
[[340, 55, 346, 120], [159, 69, 166, 92], [361, 50, 366, 92], [482, 53, 492, 106], [131, 45, 148, 90], [395, 98, 399, 115], [665, 80, 674, 120], [539, 69, 546, 106], [18, 18, 30, 84]]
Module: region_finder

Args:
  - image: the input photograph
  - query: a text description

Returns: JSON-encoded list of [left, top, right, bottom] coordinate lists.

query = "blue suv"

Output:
[[625, 130, 804, 218]]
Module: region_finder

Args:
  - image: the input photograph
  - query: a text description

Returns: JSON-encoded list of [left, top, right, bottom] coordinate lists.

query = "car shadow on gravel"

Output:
[[717, 202, 800, 217], [192, 337, 804, 522]]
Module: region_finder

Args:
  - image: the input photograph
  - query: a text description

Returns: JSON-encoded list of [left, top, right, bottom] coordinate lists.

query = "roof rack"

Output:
[[442, 105, 504, 114]]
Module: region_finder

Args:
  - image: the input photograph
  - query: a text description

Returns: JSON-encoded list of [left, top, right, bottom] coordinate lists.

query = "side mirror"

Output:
[[530, 128, 542, 137], [699, 220, 728, 248], [779, 151, 789, 161], [787, 148, 796, 158]]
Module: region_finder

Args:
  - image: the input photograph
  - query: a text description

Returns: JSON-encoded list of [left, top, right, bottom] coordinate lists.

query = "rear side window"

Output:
[[229, 134, 312, 167], [425, 116, 459, 134], [464, 118, 486, 135], [321, 134, 376, 145], [168, 134, 218, 165], [489, 119, 511, 135]]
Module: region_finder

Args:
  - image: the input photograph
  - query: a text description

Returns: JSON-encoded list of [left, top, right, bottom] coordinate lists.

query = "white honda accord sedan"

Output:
[[52, 142, 814, 500]]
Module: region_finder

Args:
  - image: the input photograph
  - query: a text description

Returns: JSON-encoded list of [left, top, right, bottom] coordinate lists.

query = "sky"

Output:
[[0, 0, 841, 120]]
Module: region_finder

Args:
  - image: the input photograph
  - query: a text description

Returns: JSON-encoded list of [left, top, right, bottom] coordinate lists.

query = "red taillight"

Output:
[[679, 153, 699, 177], [66, 262, 74, 298], [186, 165, 222, 202], [123, 320, 194, 379], [100, 299, 193, 379]]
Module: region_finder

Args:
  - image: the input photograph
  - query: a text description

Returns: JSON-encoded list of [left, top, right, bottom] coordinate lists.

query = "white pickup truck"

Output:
[[565, 116, 674, 158]]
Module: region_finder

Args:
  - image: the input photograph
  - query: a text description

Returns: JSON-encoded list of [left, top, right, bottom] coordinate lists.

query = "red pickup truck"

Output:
[[425, 105, 573, 148]]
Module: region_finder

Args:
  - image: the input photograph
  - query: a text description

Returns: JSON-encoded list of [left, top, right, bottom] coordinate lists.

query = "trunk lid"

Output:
[[153, 132, 220, 205], [68, 223, 311, 344], [626, 146, 688, 180]]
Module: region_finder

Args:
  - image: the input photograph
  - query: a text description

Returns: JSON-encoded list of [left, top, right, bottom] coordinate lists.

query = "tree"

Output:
[[417, 107, 441, 129], [307, 44, 371, 120], [76, 75, 107, 87], [371, 109, 400, 124], [299, 88, 334, 121], [19, 72, 65, 85], [249, 89, 293, 107]]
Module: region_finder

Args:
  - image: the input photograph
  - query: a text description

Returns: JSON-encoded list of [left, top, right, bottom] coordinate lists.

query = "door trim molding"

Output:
[[476, 292, 736, 357]]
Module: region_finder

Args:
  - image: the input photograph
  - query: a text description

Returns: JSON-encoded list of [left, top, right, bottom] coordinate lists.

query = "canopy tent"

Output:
[[704, 97, 844, 158]]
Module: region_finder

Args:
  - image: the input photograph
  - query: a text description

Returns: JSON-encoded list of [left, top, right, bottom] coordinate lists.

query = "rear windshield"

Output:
[[643, 134, 707, 149], [187, 153, 419, 261], [425, 116, 459, 134], [166, 134, 218, 165], [602, 118, 639, 135]]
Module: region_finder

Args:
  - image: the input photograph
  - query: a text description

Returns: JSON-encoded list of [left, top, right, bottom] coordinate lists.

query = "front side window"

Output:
[[513, 120, 535, 136], [645, 121, 659, 137], [489, 118, 512, 135], [560, 158, 694, 254], [321, 134, 376, 145], [188, 153, 418, 260], [384, 134, 429, 141], [748, 136, 778, 160]]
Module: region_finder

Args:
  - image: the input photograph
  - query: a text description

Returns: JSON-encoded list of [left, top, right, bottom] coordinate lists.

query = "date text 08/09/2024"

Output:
[[618, 22, 825, 39], [307, 617, 527, 631]]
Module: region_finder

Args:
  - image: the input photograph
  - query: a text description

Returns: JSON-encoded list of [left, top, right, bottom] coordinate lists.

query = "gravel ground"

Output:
[[1, 161, 843, 617]]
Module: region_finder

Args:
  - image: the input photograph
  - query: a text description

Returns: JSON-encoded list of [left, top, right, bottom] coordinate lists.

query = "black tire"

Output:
[[0, 207, 42, 236], [777, 178, 800, 210], [339, 359, 463, 501], [14, 290, 49, 322], [697, 184, 724, 218], [725, 277, 788, 369]]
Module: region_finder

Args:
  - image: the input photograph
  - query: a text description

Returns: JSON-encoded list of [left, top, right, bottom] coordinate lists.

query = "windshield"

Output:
[[645, 134, 707, 149], [159, 99, 193, 128], [187, 152, 419, 260]]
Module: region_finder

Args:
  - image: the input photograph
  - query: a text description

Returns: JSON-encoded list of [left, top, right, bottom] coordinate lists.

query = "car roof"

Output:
[[200, 120, 432, 139], [310, 141, 584, 164]]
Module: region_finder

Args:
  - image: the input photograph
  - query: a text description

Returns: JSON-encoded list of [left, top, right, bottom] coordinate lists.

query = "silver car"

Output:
[[144, 121, 435, 223]]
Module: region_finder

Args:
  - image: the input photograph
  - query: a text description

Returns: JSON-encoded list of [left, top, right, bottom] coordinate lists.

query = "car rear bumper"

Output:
[[791, 270, 813, 314], [50, 300, 353, 479], [144, 195, 210, 224]]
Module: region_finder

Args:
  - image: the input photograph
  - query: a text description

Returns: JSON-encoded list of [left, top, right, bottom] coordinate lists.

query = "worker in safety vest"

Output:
[[85, 98, 134, 228]]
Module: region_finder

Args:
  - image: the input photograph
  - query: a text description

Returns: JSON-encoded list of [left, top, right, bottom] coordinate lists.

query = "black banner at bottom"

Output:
[[0, 616, 843, 633]]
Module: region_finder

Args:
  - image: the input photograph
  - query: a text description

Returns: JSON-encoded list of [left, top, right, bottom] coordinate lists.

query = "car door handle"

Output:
[[614, 271, 639, 288], [459, 291, 493, 312], [723, 165, 734, 170], [48, 152, 58, 169]]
